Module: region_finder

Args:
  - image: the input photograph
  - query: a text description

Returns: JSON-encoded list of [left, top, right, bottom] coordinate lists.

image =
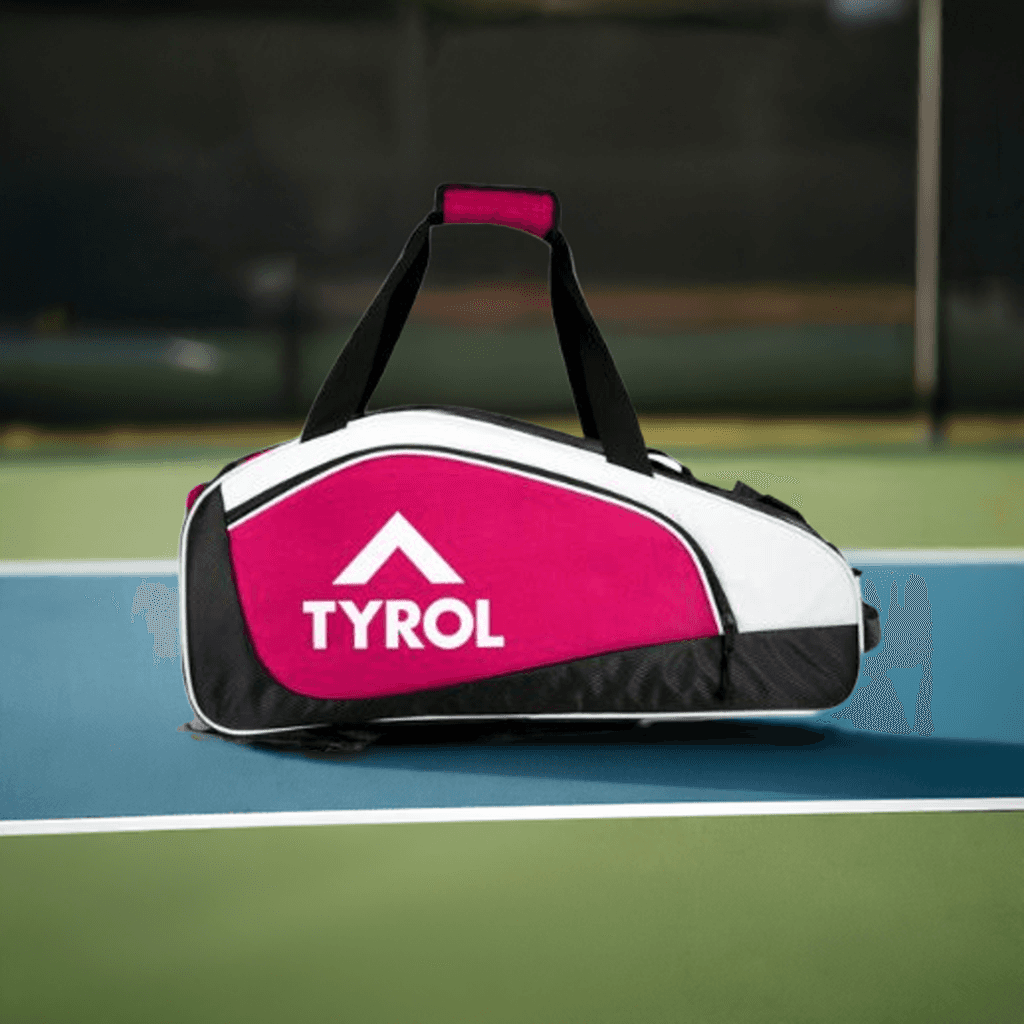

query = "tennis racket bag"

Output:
[[180, 183, 879, 738]]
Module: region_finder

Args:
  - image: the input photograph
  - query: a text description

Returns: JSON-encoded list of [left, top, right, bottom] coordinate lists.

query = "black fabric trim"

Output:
[[547, 228, 650, 471], [730, 480, 806, 525], [185, 488, 338, 732], [863, 601, 881, 652], [220, 441, 736, 640], [299, 214, 438, 444], [185, 489, 858, 734]]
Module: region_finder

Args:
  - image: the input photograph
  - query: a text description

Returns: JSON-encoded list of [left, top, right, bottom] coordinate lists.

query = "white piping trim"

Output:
[[0, 560, 178, 576], [4, 798, 1022, 837], [844, 548, 1024, 565], [373, 709, 820, 723]]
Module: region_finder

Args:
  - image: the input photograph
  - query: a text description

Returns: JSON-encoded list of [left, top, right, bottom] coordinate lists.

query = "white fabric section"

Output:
[[4, 798, 1021, 836], [217, 410, 861, 632]]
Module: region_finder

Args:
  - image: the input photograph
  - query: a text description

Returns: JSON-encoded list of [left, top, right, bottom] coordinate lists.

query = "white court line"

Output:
[[1, 550, 1023, 577], [0, 559, 178, 576], [3, 798, 1022, 837], [845, 549, 1024, 565]]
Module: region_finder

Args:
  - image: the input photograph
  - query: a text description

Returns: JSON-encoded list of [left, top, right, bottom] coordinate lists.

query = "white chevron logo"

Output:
[[333, 512, 463, 585]]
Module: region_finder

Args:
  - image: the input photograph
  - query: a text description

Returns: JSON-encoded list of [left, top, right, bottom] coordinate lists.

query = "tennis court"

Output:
[[3, 1, 1023, 1019], [2, 428, 1022, 1023]]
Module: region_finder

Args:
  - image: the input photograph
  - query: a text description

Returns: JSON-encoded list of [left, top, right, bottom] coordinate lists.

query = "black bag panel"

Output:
[[184, 488, 859, 733], [184, 487, 334, 732], [725, 624, 860, 712], [347, 623, 859, 721], [863, 601, 882, 652]]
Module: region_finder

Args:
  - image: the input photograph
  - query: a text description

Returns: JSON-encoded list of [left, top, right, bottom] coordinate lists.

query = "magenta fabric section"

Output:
[[442, 188, 556, 238], [228, 454, 719, 700], [185, 483, 206, 512]]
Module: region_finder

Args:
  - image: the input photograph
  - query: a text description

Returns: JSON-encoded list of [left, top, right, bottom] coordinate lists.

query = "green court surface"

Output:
[[2, 441, 1023, 558], [2, 815, 1022, 1024], [2, 430, 1023, 1023]]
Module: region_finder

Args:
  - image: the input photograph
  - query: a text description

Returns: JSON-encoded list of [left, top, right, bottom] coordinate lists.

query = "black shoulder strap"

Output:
[[302, 185, 651, 476]]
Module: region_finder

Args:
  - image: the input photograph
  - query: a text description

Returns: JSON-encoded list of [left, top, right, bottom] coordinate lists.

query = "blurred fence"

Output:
[[4, 281, 1024, 422], [0, 2, 1021, 421]]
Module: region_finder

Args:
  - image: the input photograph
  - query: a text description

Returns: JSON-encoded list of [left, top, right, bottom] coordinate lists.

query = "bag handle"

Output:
[[301, 184, 653, 476]]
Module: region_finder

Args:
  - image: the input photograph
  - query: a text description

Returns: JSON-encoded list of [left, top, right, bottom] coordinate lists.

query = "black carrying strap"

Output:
[[301, 187, 652, 476]]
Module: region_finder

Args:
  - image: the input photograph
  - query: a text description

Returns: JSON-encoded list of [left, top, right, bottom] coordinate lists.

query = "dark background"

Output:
[[0, 0, 1021, 419], [942, 0, 1024, 294]]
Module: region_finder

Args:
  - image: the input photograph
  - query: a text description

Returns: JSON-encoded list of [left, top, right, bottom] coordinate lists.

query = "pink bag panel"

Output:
[[227, 452, 721, 700]]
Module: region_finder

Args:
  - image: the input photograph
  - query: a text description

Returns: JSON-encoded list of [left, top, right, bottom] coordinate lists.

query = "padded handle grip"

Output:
[[436, 184, 559, 238]]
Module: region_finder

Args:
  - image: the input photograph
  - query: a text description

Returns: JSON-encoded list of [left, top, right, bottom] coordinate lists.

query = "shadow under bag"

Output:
[[180, 184, 880, 738]]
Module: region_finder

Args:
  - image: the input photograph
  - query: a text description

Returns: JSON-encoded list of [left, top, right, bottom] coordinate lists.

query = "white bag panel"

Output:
[[219, 410, 860, 634]]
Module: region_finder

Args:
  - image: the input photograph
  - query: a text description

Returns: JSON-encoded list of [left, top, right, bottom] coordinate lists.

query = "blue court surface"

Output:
[[2, 552, 1022, 833]]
